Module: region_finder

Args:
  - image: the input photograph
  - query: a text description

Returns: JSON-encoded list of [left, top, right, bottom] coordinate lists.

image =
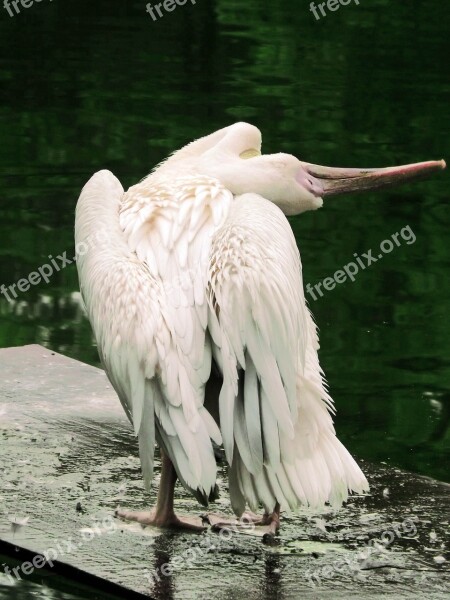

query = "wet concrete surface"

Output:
[[0, 345, 448, 599]]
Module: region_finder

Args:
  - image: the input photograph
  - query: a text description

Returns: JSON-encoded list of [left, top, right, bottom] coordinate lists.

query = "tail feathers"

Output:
[[137, 381, 156, 491], [229, 430, 368, 515], [155, 429, 209, 507], [138, 381, 218, 504], [228, 377, 369, 514]]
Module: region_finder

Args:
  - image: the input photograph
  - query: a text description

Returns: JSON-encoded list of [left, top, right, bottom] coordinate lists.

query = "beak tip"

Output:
[[439, 159, 447, 170]]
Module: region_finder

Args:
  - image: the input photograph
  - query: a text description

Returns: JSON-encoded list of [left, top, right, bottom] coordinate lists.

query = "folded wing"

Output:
[[76, 171, 229, 504], [207, 192, 368, 514]]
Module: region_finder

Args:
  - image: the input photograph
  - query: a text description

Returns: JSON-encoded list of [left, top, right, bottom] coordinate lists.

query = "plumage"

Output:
[[75, 122, 444, 530]]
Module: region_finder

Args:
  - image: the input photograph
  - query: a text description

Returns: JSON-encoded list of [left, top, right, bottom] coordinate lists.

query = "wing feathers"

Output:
[[138, 381, 156, 490], [77, 171, 234, 500], [208, 192, 368, 515], [243, 354, 264, 473]]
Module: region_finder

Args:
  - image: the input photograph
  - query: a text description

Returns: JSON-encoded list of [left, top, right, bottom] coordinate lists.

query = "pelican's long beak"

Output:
[[303, 159, 446, 197]]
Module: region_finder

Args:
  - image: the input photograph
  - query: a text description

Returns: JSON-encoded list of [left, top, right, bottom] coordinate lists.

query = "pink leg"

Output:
[[115, 451, 205, 531], [206, 502, 281, 535]]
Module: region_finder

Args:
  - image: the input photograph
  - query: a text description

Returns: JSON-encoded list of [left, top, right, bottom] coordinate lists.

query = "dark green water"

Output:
[[0, 2, 449, 588]]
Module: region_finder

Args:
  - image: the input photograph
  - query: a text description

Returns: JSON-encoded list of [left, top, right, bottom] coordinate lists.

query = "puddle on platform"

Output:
[[279, 539, 348, 555]]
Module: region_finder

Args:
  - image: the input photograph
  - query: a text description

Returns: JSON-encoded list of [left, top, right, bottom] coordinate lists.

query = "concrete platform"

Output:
[[0, 345, 448, 599]]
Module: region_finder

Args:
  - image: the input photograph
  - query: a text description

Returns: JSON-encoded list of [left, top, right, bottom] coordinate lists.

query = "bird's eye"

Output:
[[239, 148, 261, 159]]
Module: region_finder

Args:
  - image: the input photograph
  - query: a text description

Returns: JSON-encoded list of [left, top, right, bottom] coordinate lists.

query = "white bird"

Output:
[[75, 123, 445, 534]]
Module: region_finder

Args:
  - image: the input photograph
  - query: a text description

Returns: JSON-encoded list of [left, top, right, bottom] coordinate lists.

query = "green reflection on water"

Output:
[[0, 0, 448, 483]]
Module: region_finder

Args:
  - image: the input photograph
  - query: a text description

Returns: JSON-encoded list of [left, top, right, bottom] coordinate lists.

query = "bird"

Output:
[[75, 122, 445, 534]]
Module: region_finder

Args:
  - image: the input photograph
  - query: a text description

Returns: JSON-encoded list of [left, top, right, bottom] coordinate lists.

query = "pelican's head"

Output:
[[159, 122, 446, 216]]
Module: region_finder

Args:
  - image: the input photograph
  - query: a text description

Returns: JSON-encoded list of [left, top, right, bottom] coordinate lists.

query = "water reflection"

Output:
[[261, 553, 283, 600], [148, 537, 176, 600], [142, 531, 288, 600]]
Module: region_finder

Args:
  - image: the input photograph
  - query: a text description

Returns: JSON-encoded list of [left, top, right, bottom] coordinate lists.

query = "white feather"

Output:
[[208, 192, 368, 514]]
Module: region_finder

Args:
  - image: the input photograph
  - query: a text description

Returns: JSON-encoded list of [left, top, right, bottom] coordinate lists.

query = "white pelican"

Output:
[[75, 123, 445, 534]]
